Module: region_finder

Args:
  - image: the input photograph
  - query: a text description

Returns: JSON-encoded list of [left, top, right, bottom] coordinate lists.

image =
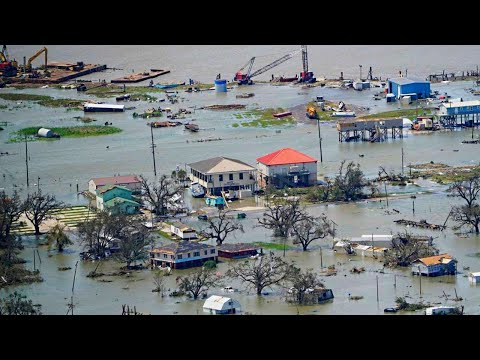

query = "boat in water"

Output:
[[273, 111, 292, 118], [190, 182, 205, 198], [154, 82, 186, 89], [185, 123, 199, 132]]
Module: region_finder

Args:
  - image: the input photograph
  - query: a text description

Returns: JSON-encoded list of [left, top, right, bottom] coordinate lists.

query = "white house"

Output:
[[468, 272, 480, 284], [170, 222, 197, 240], [256, 147, 317, 189], [425, 306, 459, 315], [203, 295, 241, 315], [188, 157, 256, 196]]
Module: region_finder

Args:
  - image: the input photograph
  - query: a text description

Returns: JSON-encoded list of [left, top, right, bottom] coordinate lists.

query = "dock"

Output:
[[336, 117, 404, 142], [111, 70, 170, 83], [10, 63, 107, 84]]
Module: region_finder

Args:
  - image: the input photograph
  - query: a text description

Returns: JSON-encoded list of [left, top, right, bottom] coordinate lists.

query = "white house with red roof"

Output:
[[256, 148, 317, 188], [88, 175, 142, 195]]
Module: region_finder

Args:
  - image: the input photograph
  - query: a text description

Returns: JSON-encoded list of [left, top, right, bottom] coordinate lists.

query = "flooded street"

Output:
[[1, 45, 480, 315]]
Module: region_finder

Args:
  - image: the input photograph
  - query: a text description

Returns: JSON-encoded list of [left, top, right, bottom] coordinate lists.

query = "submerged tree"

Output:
[[0, 291, 42, 315], [287, 267, 324, 305], [0, 191, 25, 247], [152, 270, 166, 296], [45, 223, 72, 252], [333, 161, 366, 201], [258, 199, 310, 238], [292, 215, 336, 251], [203, 210, 244, 246], [449, 177, 480, 233], [115, 221, 153, 269], [384, 231, 438, 267], [77, 211, 126, 258], [24, 190, 63, 235], [226, 254, 293, 295], [140, 175, 182, 216], [176, 267, 221, 300]]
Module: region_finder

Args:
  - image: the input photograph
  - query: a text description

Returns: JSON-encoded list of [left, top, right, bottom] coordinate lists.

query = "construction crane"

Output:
[[234, 50, 298, 85], [26, 46, 48, 71], [298, 45, 315, 83], [0, 45, 18, 77]]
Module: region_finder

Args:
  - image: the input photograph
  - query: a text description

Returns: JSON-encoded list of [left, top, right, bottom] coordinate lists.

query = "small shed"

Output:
[[468, 272, 480, 284], [203, 295, 241, 314], [170, 222, 197, 240]]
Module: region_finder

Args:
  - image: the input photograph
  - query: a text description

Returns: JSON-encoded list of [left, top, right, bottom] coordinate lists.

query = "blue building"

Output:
[[411, 253, 457, 277], [438, 100, 480, 116], [96, 185, 140, 214], [388, 77, 431, 100]]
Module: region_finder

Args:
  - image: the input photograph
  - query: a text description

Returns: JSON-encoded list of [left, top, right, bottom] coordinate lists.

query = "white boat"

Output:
[[190, 182, 205, 198]]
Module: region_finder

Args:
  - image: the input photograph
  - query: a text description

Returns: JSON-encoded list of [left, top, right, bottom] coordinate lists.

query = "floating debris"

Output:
[[203, 104, 246, 110], [394, 219, 446, 231]]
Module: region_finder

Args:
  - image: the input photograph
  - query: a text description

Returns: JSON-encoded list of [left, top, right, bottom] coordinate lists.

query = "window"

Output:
[[219, 174, 223, 182], [210, 249, 216, 254], [204, 250, 208, 255], [163, 254, 167, 259], [187, 253, 191, 258], [229, 174, 233, 181], [170, 255, 174, 259], [194, 251, 200, 257], [178, 254, 183, 260], [239, 173, 244, 180]]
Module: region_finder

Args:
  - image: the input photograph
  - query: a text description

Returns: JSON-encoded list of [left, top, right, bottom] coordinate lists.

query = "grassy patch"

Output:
[[0, 93, 83, 109], [234, 108, 295, 128], [0, 104, 7, 109], [253, 241, 293, 250], [157, 230, 174, 240], [10, 126, 122, 142], [129, 94, 157, 101], [73, 116, 96, 123], [232, 123, 239, 128], [359, 107, 434, 120]]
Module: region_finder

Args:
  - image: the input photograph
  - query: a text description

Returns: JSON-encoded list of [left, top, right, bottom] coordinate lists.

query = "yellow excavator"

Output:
[[306, 105, 319, 119], [0, 45, 18, 77], [26, 46, 48, 71]]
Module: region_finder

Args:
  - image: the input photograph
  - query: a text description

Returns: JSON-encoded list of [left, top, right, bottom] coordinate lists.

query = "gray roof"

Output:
[[388, 77, 430, 85], [218, 243, 261, 252], [188, 157, 255, 174], [151, 241, 215, 254]]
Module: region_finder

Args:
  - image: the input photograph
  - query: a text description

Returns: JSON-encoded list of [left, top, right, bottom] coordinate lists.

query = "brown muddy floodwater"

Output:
[[1, 46, 480, 315]]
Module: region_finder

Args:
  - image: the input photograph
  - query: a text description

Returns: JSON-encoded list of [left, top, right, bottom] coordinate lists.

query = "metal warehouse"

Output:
[[387, 77, 431, 100]]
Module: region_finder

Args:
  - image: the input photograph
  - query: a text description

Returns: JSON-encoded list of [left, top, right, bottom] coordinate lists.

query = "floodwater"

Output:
[[1, 45, 480, 315]]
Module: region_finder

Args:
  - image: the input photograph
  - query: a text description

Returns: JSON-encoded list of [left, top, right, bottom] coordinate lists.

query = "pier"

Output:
[[336, 117, 404, 142], [10, 63, 107, 84]]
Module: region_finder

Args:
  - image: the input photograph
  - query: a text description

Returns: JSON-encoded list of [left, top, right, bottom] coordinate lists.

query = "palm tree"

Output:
[[45, 223, 73, 252]]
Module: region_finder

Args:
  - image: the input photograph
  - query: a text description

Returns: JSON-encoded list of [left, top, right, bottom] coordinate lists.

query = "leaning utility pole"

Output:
[[317, 119, 323, 163], [25, 134, 29, 187], [150, 125, 157, 177], [401, 147, 404, 175]]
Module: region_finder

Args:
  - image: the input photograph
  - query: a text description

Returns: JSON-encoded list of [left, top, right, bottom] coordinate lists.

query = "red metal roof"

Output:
[[256, 148, 317, 166], [91, 175, 140, 187]]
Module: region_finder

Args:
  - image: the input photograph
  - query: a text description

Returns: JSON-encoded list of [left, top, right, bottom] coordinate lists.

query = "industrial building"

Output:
[[256, 148, 317, 188], [387, 77, 431, 100]]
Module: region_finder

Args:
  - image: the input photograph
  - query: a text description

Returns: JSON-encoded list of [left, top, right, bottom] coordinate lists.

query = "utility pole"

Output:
[[376, 275, 379, 302], [67, 261, 79, 315], [320, 247, 323, 269], [419, 266, 422, 296], [317, 119, 323, 163], [37, 176, 40, 190], [359, 65, 362, 81], [150, 125, 157, 177], [25, 134, 29, 187], [384, 181, 389, 207], [412, 197, 415, 215], [472, 120, 474, 139], [401, 147, 404, 175]]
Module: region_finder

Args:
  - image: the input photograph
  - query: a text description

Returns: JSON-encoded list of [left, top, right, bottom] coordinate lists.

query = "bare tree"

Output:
[[448, 176, 480, 208], [203, 210, 244, 245], [258, 199, 309, 238], [226, 254, 293, 295], [334, 161, 366, 201], [292, 215, 335, 251], [384, 231, 438, 267], [449, 177, 480, 233], [287, 267, 324, 305], [115, 222, 153, 269], [0, 191, 25, 246], [24, 190, 63, 235], [176, 268, 221, 299], [77, 211, 125, 258], [140, 175, 182, 216], [152, 270, 166, 296], [45, 223, 72, 252]]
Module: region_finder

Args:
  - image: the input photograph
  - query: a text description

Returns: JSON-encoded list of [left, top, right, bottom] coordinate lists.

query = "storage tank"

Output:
[[215, 79, 227, 92], [37, 128, 53, 138]]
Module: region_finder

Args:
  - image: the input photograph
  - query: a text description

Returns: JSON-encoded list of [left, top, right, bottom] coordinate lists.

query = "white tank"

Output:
[[37, 128, 53, 138]]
